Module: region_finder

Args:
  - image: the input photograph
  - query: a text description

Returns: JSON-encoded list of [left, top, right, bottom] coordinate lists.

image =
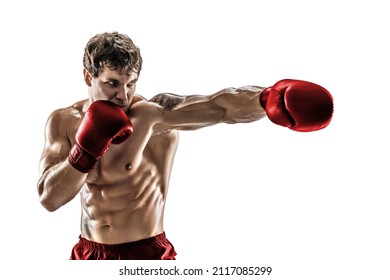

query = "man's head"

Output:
[[83, 32, 142, 109], [83, 31, 142, 77]]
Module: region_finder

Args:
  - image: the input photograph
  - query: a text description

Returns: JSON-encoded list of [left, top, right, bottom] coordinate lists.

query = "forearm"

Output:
[[37, 159, 87, 212], [215, 86, 267, 124]]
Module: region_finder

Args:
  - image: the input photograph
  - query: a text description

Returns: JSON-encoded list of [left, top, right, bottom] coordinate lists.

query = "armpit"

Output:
[[149, 93, 185, 112]]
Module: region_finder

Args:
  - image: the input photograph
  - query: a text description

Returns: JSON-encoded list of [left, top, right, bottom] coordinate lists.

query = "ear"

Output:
[[83, 68, 92, 86]]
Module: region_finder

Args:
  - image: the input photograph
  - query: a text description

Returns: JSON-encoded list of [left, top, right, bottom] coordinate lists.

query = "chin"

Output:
[[120, 104, 131, 112]]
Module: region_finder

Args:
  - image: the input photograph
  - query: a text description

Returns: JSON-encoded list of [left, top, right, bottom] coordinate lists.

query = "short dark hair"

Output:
[[83, 31, 142, 77]]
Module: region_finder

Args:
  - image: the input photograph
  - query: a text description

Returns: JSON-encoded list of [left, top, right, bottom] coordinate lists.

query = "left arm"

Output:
[[150, 86, 267, 131]]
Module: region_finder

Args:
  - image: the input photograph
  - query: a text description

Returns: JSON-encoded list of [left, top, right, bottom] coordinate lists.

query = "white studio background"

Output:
[[0, 0, 389, 279]]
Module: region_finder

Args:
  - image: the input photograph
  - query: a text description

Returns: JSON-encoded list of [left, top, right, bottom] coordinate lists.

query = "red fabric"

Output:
[[70, 232, 176, 260]]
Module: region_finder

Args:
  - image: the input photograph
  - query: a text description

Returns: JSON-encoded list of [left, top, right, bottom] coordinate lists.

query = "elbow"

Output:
[[37, 182, 61, 212], [39, 196, 61, 212]]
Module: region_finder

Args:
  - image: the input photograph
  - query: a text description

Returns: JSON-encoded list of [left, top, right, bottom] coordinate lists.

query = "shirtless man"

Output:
[[37, 31, 333, 260]]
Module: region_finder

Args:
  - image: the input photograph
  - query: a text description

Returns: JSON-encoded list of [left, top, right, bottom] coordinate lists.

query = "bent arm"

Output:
[[37, 109, 87, 212], [151, 85, 267, 131]]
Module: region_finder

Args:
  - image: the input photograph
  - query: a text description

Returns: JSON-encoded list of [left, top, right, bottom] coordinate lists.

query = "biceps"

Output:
[[40, 111, 73, 174], [39, 141, 71, 175]]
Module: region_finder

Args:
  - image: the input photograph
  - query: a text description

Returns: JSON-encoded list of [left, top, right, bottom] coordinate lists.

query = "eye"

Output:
[[107, 81, 118, 87], [127, 80, 137, 88]]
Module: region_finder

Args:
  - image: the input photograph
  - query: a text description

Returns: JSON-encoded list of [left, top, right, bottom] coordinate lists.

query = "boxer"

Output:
[[37, 31, 333, 260]]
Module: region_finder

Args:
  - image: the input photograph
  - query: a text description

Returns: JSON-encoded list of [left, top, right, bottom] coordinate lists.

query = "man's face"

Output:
[[85, 64, 138, 111]]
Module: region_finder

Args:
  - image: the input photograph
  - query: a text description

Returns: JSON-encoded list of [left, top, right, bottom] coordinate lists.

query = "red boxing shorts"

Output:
[[70, 232, 177, 260]]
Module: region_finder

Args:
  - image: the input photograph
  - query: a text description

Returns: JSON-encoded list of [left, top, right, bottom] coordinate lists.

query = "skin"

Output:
[[37, 64, 267, 244]]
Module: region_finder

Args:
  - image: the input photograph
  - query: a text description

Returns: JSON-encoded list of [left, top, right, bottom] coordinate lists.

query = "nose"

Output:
[[115, 87, 128, 104]]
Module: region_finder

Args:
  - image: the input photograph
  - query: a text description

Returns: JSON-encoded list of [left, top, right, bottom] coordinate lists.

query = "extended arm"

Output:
[[150, 85, 267, 131], [151, 79, 333, 132]]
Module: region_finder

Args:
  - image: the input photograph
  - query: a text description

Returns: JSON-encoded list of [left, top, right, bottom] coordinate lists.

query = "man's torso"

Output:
[[65, 97, 178, 244]]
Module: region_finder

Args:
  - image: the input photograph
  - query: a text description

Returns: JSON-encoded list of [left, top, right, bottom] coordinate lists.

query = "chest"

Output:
[[85, 127, 151, 184], [84, 130, 179, 186]]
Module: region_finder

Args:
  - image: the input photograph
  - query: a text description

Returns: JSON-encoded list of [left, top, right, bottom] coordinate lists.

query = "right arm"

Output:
[[37, 101, 133, 211], [37, 109, 87, 212]]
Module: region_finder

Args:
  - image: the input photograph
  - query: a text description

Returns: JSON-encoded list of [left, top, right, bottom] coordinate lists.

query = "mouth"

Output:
[[107, 100, 128, 107]]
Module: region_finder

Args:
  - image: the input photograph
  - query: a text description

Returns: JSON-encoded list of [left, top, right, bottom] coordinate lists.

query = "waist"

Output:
[[79, 232, 168, 250]]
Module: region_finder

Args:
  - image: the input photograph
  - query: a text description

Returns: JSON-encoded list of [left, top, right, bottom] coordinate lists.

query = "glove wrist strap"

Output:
[[68, 144, 97, 173]]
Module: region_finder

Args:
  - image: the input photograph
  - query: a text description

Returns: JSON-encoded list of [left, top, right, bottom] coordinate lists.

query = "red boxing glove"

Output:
[[68, 100, 133, 173], [260, 79, 333, 132]]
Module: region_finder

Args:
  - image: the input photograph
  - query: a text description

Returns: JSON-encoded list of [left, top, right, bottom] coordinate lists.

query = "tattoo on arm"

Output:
[[149, 93, 185, 112]]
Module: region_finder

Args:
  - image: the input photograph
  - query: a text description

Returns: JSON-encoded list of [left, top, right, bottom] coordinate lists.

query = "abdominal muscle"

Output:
[[80, 163, 166, 244]]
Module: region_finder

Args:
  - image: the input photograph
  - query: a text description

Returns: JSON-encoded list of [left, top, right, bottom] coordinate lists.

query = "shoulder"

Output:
[[148, 93, 185, 112], [133, 93, 186, 111], [47, 99, 87, 122], [126, 95, 159, 124], [44, 99, 87, 138], [130, 94, 170, 114], [130, 94, 180, 132]]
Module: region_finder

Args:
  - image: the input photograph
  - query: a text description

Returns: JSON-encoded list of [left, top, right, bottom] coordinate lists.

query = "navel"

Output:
[[125, 163, 133, 171]]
